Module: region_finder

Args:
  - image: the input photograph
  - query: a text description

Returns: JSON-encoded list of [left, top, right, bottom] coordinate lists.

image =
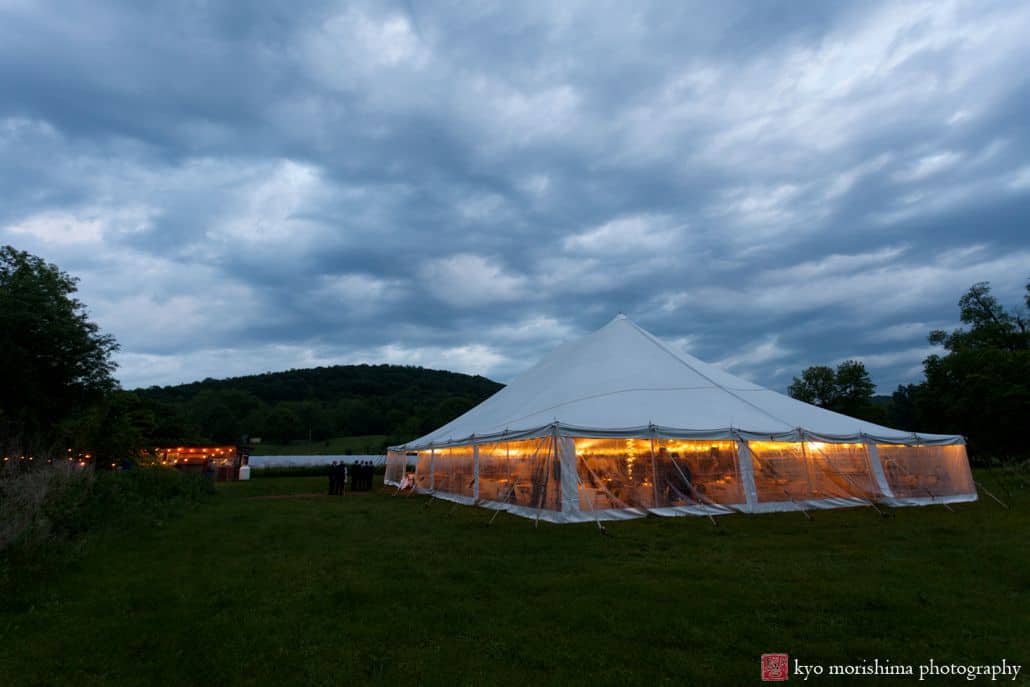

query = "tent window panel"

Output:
[[575, 438, 655, 510], [431, 451, 449, 493], [385, 450, 407, 484], [803, 442, 880, 499], [415, 451, 432, 490], [477, 438, 559, 511], [432, 446, 475, 497], [877, 445, 974, 498], [652, 440, 743, 507], [748, 442, 817, 502]]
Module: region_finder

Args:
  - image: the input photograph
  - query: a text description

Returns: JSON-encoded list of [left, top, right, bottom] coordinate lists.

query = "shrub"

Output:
[[0, 464, 215, 600], [0, 463, 94, 555]]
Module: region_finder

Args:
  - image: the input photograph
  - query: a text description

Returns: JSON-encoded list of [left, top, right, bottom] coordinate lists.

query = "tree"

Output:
[[263, 405, 301, 444], [918, 280, 1029, 460], [61, 392, 156, 466], [886, 383, 919, 430], [0, 246, 119, 456], [833, 360, 877, 417], [928, 281, 1028, 353], [787, 365, 837, 407], [788, 360, 878, 420]]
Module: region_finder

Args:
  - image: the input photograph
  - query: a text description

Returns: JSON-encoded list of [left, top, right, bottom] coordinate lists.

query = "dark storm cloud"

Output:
[[1, 0, 1028, 393]]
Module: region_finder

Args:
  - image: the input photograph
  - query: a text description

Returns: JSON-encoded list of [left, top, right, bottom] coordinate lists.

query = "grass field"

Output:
[[250, 435, 389, 455], [2, 471, 1028, 686]]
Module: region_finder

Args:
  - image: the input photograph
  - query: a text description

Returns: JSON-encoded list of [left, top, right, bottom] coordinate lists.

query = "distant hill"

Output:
[[131, 364, 503, 449]]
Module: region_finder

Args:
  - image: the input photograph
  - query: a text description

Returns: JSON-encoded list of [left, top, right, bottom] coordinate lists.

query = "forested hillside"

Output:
[[132, 365, 503, 449]]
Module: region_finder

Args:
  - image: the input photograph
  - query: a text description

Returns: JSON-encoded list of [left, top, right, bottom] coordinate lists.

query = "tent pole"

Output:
[[648, 425, 659, 511], [534, 434, 556, 528], [735, 435, 758, 513], [863, 438, 895, 501]]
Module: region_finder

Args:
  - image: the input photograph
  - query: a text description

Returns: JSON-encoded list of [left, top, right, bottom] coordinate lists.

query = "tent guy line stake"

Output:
[[974, 480, 1009, 509], [482, 467, 523, 527], [889, 458, 955, 512], [923, 488, 955, 512], [783, 489, 813, 520], [990, 470, 1013, 501]]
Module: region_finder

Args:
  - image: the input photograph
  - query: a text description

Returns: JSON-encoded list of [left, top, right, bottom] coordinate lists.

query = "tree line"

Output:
[[789, 280, 1029, 462], [134, 365, 502, 449], [0, 246, 500, 462]]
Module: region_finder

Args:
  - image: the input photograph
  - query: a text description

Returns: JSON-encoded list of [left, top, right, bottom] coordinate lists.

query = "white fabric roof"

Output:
[[397, 315, 961, 450]]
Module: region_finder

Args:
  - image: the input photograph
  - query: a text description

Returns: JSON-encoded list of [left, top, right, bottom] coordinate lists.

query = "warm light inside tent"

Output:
[[574, 438, 746, 511], [876, 444, 974, 498], [748, 441, 878, 502]]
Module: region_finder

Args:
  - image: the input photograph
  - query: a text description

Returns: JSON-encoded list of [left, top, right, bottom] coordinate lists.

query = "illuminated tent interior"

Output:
[[385, 315, 976, 523]]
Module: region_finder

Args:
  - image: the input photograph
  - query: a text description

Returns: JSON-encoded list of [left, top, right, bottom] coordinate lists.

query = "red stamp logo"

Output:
[[761, 653, 789, 681]]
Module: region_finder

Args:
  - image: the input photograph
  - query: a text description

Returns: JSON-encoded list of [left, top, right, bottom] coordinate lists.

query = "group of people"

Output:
[[327, 459, 377, 495], [351, 460, 375, 491]]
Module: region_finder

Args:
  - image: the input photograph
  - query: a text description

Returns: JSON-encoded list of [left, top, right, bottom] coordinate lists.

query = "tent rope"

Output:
[[807, 444, 887, 516], [887, 457, 956, 512]]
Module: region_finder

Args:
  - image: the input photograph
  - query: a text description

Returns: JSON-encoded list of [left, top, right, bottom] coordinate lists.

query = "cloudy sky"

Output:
[[2, 1, 1028, 393]]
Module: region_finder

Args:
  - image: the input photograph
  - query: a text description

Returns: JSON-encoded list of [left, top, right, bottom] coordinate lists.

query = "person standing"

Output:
[[328, 461, 337, 495]]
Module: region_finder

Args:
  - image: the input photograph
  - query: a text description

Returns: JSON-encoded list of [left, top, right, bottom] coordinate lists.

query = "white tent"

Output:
[[385, 315, 976, 523]]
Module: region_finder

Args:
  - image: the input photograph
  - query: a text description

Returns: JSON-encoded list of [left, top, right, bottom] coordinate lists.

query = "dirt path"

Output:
[[246, 491, 382, 500]]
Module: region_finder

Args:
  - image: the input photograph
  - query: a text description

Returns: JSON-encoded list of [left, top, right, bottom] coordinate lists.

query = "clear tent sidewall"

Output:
[[386, 425, 977, 523]]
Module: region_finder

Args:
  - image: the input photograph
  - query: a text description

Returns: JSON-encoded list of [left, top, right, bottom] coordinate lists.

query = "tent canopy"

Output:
[[386, 315, 974, 522], [395, 315, 961, 451]]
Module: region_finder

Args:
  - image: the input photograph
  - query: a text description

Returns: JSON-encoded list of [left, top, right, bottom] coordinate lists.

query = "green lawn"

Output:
[[250, 435, 388, 455], [2, 471, 1028, 686]]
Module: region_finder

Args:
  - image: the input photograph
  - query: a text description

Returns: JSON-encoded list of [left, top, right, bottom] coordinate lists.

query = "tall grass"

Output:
[[0, 464, 215, 602]]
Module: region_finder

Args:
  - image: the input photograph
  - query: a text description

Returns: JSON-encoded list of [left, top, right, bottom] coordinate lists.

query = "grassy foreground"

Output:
[[2, 472, 1028, 686]]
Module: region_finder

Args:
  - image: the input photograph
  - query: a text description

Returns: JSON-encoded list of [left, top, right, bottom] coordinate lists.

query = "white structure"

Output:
[[385, 315, 976, 523]]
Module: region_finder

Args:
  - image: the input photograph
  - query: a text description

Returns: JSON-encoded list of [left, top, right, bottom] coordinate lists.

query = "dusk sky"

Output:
[[2, 1, 1028, 393]]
